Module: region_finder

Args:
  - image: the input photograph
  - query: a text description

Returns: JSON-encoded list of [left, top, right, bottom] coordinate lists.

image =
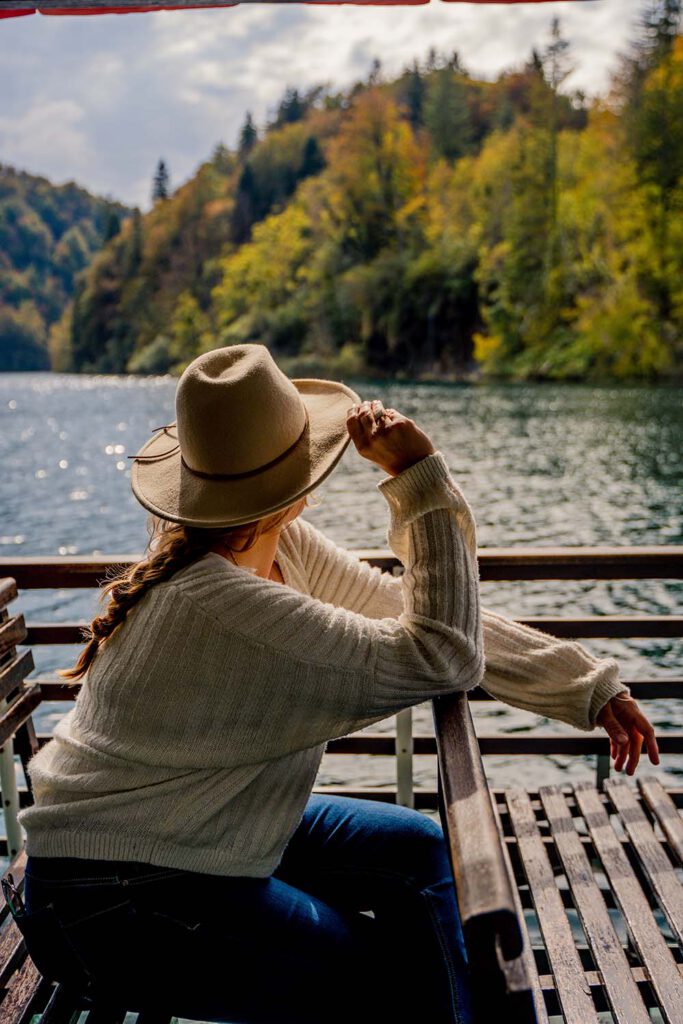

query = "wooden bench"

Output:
[[0, 552, 682, 1022], [434, 690, 683, 1022]]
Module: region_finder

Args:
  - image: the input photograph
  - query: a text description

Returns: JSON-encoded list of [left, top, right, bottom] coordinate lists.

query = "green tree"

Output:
[[152, 159, 170, 203], [300, 136, 325, 178], [424, 68, 474, 161], [274, 87, 305, 127], [618, 2, 683, 346], [399, 59, 425, 129], [238, 113, 258, 158]]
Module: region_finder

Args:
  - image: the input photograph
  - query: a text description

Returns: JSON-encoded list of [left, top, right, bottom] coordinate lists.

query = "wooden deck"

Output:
[[0, 547, 681, 1021]]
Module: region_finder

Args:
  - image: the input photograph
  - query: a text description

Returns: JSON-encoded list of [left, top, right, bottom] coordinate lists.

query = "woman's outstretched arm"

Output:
[[289, 501, 635, 734]]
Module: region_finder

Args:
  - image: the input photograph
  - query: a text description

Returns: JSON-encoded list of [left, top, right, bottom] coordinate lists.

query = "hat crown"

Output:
[[176, 345, 307, 477]]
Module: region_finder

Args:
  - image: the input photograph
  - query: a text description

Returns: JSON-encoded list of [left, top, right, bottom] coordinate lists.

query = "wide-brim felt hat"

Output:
[[129, 344, 361, 528]]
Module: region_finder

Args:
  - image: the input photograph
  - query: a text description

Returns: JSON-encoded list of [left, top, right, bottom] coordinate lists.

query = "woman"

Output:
[[17, 344, 658, 1024]]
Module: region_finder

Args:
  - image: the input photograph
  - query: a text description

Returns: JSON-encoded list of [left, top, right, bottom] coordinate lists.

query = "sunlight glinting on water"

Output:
[[1, 372, 681, 787]]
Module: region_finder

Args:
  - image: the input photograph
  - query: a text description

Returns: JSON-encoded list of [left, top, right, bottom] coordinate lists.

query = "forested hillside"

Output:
[[0, 167, 130, 370], [50, 4, 683, 380]]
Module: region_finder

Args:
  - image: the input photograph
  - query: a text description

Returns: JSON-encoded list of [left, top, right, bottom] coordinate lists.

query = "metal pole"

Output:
[[0, 698, 22, 861], [396, 707, 414, 808]]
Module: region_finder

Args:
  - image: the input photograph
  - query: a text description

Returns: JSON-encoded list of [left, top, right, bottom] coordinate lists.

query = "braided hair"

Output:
[[59, 495, 313, 682]]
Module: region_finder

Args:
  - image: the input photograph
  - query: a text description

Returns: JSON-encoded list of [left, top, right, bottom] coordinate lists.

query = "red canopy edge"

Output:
[[0, 0, 581, 17]]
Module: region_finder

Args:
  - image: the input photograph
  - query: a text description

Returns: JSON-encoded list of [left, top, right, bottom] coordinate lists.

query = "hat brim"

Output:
[[130, 378, 362, 528]]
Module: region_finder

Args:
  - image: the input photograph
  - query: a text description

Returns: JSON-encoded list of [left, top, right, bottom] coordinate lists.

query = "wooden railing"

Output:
[[2, 546, 682, 811]]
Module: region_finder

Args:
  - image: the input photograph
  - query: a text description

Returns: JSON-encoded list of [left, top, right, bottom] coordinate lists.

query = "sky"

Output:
[[0, 0, 644, 210]]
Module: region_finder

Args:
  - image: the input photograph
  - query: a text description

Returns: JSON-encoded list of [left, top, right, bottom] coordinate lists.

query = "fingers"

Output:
[[600, 697, 661, 775], [630, 707, 660, 768], [346, 406, 365, 448], [599, 704, 630, 773], [625, 729, 643, 777]]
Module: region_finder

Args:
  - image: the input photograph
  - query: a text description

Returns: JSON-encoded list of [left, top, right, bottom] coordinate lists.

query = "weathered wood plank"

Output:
[[539, 785, 650, 1024], [605, 779, 683, 946], [539, 963, 683, 991], [506, 788, 597, 1024], [0, 650, 34, 702], [3, 546, 683, 587], [433, 693, 522, 958], [0, 616, 26, 658], [639, 776, 683, 865], [0, 914, 28, 990], [574, 781, 683, 1024], [0, 685, 43, 748], [0, 951, 47, 1024], [489, 795, 549, 1023], [0, 579, 18, 614]]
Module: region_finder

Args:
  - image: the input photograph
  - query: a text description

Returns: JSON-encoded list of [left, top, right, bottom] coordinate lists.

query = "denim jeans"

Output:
[[22, 794, 473, 1024]]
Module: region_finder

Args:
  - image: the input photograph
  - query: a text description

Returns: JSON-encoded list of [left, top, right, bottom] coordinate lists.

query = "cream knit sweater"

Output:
[[19, 452, 627, 876]]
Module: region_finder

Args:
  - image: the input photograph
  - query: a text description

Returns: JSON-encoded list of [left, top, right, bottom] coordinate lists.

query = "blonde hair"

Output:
[[59, 493, 318, 682]]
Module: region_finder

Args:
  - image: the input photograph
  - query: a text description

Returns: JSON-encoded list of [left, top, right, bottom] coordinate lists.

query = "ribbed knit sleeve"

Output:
[[174, 451, 484, 763], [290, 505, 629, 733]]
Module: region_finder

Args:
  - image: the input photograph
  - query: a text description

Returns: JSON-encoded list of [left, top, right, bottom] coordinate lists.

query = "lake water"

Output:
[[1, 372, 681, 791]]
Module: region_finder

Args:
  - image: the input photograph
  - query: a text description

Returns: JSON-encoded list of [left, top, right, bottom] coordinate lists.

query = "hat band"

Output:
[[129, 410, 310, 481]]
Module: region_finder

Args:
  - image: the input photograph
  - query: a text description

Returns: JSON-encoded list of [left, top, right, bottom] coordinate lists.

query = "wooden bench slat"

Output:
[[433, 693, 522, 956], [0, 952, 48, 1024], [0, 579, 18, 615], [604, 778, 683, 947], [505, 788, 598, 1024], [0, 916, 28, 990], [0, 685, 43, 748], [0, 651, 35, 703], [639, 776, 683, 865], [0, 616, 27, 660], [538, 785, 650, 1024], [489, 796, 549, 1023], [539, 962, 683, 991], [574, 782, 683, 1024]]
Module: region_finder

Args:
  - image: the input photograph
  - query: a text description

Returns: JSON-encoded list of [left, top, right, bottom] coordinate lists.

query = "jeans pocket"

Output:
[[12, 902, 98, 990]]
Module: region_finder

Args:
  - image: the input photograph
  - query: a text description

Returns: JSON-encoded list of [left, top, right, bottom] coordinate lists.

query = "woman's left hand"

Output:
[[596, 694, 660, 775]]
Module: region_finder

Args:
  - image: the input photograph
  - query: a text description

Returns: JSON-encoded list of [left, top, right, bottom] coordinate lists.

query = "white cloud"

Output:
[[0, 99, 96, 180], [0, 0, 645, 208]]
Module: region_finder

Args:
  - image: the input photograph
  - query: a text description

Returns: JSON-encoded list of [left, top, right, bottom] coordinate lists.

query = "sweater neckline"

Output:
[[201, 534, 293, 589]]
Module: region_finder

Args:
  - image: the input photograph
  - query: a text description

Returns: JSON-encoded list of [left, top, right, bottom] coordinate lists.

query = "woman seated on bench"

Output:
[[17, 345, 658, 1024]]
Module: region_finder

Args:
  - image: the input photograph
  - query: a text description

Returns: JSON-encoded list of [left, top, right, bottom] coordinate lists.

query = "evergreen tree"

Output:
[[101, 206, 122, 243], [275, 87, 305, 127], [618, 0, 683, 339], [368, 58, 382, 86], [231, 164, 258, 244], [300, 136, 325, 178], [424, 68, 474, 161], [238, 113, 258, 158], [125, 209, 143, 276], [212, 142, 233, 175], [152, 160, 170, 203], [542, 18, 573, 251], [402, 59, 425, 129]]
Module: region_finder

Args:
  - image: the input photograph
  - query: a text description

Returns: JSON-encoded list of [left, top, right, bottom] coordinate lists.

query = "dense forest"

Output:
[[0, 167, 130, 370], [18, 2, 683, 379]]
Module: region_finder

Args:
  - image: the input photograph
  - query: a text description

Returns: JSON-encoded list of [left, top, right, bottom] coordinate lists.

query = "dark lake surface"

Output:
[[1, 372, 681, 790]]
